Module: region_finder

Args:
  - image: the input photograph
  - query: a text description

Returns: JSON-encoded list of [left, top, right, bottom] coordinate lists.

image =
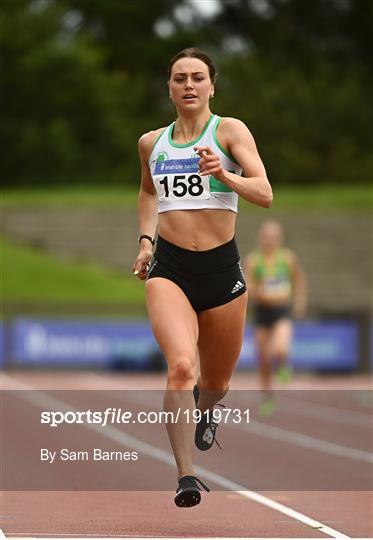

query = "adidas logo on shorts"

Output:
[[231, 280, 244, 294], [147, 257, 157, 277]]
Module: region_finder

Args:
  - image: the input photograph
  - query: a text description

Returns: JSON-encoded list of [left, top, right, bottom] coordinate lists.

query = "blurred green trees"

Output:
[[1, 0, 372, 186]]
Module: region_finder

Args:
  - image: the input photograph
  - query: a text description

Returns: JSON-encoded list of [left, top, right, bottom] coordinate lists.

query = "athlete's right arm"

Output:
[[287, 250, 307, 318], [132, 131, 160, 280]]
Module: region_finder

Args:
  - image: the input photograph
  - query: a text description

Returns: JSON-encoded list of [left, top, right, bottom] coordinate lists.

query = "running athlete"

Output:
[[244, 220, 307, 415], [132, 48, 272, 507]]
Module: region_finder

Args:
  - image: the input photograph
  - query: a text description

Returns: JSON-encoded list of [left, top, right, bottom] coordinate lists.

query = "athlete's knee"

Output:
[[258, 353, 271, 366], [167, 356, 195, 387], [275, 347, 289, 360]]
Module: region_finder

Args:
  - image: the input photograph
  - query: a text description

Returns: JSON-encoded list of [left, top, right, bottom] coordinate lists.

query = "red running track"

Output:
[[1, 370, 372, 539]]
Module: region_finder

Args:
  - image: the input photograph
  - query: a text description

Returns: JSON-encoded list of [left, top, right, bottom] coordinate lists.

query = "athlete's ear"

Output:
[[210, 85, 215, 99]]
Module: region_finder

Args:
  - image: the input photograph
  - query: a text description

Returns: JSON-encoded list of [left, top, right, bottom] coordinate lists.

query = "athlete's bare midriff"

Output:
[[158, 208, 236, 251]]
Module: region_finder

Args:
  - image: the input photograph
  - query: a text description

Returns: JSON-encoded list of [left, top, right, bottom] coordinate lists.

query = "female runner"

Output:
[[245, 220, 307, 416], [132, 47, 272, 507]]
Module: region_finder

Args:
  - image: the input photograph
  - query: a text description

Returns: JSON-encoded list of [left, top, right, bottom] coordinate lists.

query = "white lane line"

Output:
[[4, 537, 358, 540], [81, 374, 134, 391], [92, 380, 372, 464], [2, 532, 169, 540], [232, 420, 373, 464], [60, 373, 372, 490], [83, 373, 372, 427], [4, 537, 362, 540], [274, 395, 373, 428], [0, 529, 7, 540], [3, 374, 350, 539]]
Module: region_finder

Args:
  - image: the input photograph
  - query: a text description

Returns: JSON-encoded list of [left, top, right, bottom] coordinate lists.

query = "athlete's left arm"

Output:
[[195, 118, 273, 208], [287, 251, 308, 319]]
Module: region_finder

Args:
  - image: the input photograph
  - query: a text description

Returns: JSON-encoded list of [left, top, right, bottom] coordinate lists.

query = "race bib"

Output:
[[152, 158, 211, 202], [262, 277, 291, 297]]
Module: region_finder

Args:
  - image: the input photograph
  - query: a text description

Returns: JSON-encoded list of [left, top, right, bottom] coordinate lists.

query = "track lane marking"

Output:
[[84, 373, 373, 427], [5, 537, 369, 540], [230, 420, 373, 463], [274, 395, 373, 427], [2, 374, 350, 539], [90, 378, 372, 464], [4, 537, 360, 540]]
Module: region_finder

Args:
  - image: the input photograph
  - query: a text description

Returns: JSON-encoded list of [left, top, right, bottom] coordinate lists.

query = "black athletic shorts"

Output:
[[146, 235, 247, 313], [252, 303, 291, 327]]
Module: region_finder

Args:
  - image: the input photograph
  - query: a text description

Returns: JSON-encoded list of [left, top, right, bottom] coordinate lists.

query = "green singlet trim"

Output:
[[212, 117, 240, 165], [150, 127, 167, 156], [168, 114, 215, 148], [209, 171, 234, 192]]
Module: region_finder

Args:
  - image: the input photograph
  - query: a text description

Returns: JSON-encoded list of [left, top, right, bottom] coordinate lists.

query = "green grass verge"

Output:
[[1, 187, 139, 207], [240, 184, 372, 212], [2, 238, 145, 304], [1, 184, 372, 210]]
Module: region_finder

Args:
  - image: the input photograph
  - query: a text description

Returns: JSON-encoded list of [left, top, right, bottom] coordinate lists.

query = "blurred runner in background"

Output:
[[244, 220, 307, 416]]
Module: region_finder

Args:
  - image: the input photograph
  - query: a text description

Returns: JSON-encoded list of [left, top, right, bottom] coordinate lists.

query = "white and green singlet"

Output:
[[149, 114, 242, 214]]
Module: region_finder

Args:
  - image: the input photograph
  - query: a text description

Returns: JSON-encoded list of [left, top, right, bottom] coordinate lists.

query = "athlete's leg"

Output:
[[271, 318, 294, 383], [271, 318, 293, 365], [255, 325, 273, 394], [146, 278, 198, 479], [196, 292, 248, 411]]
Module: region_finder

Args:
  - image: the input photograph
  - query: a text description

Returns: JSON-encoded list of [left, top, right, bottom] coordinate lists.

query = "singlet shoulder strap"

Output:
[[150, 125, 170, 157], [212, 115, 239, 164]]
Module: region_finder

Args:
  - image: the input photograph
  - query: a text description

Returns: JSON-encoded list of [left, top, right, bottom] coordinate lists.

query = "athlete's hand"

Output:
[[194, 146, 226, 182], [132, 246, 153, 281]]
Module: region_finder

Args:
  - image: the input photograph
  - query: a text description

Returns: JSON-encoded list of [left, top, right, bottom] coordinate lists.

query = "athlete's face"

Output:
[[168, 58, 214, 111], [258, 223, 283, 251]]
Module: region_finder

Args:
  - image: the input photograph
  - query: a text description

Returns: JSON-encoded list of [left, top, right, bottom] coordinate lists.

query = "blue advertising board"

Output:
[[0, 322, 5, 369], [11, 319, 159, 369], [240, 321, 358, 370], [7, 318, 359, 371]]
